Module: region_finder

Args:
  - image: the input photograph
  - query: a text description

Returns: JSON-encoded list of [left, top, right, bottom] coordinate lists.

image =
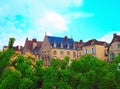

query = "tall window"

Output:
[[73, 45, 75, 49], [67, 43, 70, 49], [110, 53, 115, 61], [60, 51, 64, 55], [73, 52, 76, 58], [53, 42, 56, 48], [79, 52, 81, 56], [90, 48, 95, 54], [118, 44, 120, 48], [53, 50, 57, 55], [60, 43, 63, 48], [67, 51, 70, 55], [104, 49, 108, 55], [84, 49, 88, 54]]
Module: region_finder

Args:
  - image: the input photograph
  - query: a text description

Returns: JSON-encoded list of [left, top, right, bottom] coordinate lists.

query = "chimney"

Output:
[[26, 38, 28, 41], [113, 33, 117, 37], [80, 40, 83, 43], [32, 38, 37, 42], [20, 46, 23, 49], [64, 36, 68, 42], [16, 45, 19, 50]]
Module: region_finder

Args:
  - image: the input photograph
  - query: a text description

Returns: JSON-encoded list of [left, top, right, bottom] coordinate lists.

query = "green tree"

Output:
[[0, 49, 15, 76], [8, 38, 15, 49], [19, 78, 33, 89], [0, 69, 21, 89]]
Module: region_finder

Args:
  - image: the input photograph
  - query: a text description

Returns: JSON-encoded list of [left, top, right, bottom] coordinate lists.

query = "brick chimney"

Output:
[[80, 40, 83, 43], [113, 33, 117, 37], [32, 38, 37, 42], [26, 38, 28, 41], [64, 36, 68, 42]]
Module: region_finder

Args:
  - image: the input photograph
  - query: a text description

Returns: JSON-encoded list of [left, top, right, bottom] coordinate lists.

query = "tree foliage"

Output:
[[1, 43, 120, 89], [8, 38, 15, 49]]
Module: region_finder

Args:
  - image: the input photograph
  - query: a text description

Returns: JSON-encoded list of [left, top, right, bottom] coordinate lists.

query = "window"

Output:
[[79, 52, 81, 56], [118, 44, 120, 48], [110, 53, 115, 61], [73, 45, 75, 49], [53, 50, 57, 55], [90, 48, 95, 54], [73, 52, 76, 58], [104, 49, 108, 55], [60, 43, 63, 48], [67, 43, 70, 49], [67, 51, 70, 55], [60, 51, 64, 55], [53, 42, 56, 48], [84, 49, 88, 54]]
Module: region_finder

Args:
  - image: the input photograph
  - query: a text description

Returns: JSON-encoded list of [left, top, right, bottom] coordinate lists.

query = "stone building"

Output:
[[23, 38, 42, 58], [40, 35, 77, 65], [82, 39, 109, 60], [109, 33, 120, 61]]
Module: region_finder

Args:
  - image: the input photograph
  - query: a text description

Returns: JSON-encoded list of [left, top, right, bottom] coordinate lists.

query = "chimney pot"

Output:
[[113, 33, 117, 37]]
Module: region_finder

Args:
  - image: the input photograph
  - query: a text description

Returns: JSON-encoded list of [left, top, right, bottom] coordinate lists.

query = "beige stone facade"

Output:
[[109, 34, 120, 61], [40, 35, 77, 65], [82, 39, 108, 61]]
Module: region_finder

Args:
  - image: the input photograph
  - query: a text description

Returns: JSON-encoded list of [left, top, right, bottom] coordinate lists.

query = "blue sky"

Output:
[[0, 0, 120, 49]]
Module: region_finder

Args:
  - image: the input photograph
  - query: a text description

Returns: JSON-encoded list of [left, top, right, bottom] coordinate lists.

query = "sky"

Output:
[[0, 0, 120, 49]]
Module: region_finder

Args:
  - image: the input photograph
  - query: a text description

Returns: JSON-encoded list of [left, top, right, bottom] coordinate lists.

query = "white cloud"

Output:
[[65, 12, 95, 19], [36, 11, 68, 33], [99, 31, 120, 43], [0, 0, 95, 49], [74, 0, 83, 6]]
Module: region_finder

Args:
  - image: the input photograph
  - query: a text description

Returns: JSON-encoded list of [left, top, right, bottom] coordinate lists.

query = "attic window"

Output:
[[91, 41, 94, 45], [73, 45, 75, 49], [60, 42, 63, 48], [67, 43, 70, 49], [53, 42, 56, 48]]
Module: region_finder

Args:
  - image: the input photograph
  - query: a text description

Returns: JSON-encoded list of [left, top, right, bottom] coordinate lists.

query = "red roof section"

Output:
[[25, 38, 42, 51]]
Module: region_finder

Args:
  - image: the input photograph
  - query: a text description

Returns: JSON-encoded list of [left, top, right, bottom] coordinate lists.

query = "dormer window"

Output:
[[73, 45, 75, 49], [91, 41, 94, 45], [67, 43, 70, 49], [53, 42, 56, 48], [60, 42, 63, 48]]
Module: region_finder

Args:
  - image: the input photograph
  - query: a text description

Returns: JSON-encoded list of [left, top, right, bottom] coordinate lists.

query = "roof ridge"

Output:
[[47, 35, 73, 39]]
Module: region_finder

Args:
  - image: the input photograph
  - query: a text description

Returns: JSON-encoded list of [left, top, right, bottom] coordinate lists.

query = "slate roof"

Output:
[[32, 45, 41, 54], [47, 36, 76, 50], [83, 39, 108, 47], [112, 34, 120, 42]]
